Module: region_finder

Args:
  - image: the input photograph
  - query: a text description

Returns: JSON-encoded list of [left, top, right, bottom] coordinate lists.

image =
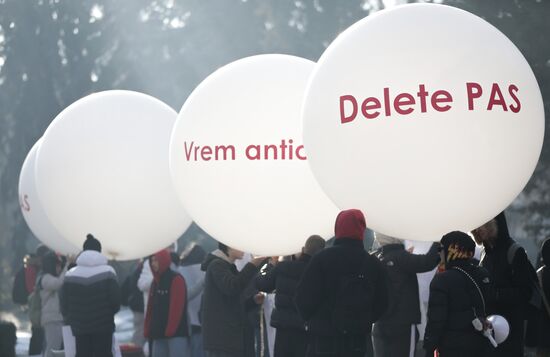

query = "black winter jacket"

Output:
[[200, 251, 259, 355], [537, 265, 550, 348], [424, 261, 493, 356], [295, 238, 388, 336], [374, 243, 440, 325], [241, 274, 268, 357], [256, 254, 312, 330], [61, 251, 120, 335], [480, 212, 536, 357]]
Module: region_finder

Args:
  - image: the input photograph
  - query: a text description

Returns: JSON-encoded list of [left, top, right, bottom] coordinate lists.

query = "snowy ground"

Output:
[[15, 307, 134, 356]]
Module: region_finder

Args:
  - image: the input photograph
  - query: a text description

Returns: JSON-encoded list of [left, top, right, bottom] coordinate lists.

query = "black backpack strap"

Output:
[[507, 243, 521, 265], [452, 266, 487, 317]]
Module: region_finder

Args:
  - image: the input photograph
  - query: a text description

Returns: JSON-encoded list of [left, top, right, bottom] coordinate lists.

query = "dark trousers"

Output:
[[436, 331, 490, 357], [306, 334, 367, 357], [372, 323, 417, 357], [29, 326, 44, 355], [274, 328, 307, 357], [0, 321, 16, 357], [75, 332, 113, 357], [438, 342, 489, 357], [493, 316, 524, 357]]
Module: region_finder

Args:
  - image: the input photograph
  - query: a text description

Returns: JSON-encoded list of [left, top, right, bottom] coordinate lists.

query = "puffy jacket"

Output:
[[374, 243, 440, 325], [61, 251, 120, 335], [256, 254, 312, 330], [295, 238, 388, 336], [424, 261, 493, 356], [40, 266, 67, 326]]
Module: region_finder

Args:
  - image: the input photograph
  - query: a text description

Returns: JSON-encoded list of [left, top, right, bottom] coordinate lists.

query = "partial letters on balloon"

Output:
[[183, 139, 307, 161]]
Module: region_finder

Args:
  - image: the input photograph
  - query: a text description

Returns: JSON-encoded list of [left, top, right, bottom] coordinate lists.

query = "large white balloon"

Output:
[[36, 90, 192, 260], [170, 55, 339, 256], [303, 4, 544, 241], [19, 140, 80, 255]]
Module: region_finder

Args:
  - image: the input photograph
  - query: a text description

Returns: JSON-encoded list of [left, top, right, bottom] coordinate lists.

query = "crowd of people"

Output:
[[5, 209, 550, 357]]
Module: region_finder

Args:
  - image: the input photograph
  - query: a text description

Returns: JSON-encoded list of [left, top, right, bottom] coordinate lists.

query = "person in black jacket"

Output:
[[372, 233, 440, 357], [424, 231, 493, 357], [535, 238, 550, 357], [242, 273, 269, 357], [472, 212, 536, 357], [201, 243, 265, 357], [256, 235, 326, 357], [295, 209, 388, 357], [61, 234, 120, 357]]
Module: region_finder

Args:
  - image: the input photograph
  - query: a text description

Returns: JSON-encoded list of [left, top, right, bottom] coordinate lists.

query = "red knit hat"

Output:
[[334, 209, 366, 241]]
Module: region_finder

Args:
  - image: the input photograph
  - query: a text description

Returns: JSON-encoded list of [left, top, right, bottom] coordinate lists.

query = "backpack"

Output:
[[27, 276, 42, 327], [12, 267, 29, 305], [331, 252, 373, 334], [507, 243, 541, 313]]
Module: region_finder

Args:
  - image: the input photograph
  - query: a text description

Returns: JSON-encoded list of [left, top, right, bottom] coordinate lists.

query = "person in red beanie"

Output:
[[144, 249, 190, 357], [295, 209, 389, 357]]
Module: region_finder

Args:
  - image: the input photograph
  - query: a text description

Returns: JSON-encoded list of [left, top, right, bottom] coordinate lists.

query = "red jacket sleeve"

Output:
[[143, 286, 155, 338], [165, 275, 187, 337]]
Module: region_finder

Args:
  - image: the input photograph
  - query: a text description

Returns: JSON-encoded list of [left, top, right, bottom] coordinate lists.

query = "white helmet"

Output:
[[487, 315, 510, 344]]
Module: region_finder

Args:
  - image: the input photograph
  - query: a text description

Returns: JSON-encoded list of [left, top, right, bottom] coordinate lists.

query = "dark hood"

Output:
[[542, 239, 550, 266], [151, 249, 172, 282], [495, 211, 512, 244]]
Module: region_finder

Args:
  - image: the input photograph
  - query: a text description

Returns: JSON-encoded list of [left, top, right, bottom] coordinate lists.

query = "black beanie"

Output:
[[83, 234, 102, 252], [441, 231, 475, 262]]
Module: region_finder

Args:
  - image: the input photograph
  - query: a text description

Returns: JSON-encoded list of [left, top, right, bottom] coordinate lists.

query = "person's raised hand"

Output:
[[254, 292, 266, 305]]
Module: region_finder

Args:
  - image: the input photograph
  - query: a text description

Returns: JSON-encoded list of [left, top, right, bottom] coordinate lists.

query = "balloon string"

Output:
[[260, 304, 265, 357]]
